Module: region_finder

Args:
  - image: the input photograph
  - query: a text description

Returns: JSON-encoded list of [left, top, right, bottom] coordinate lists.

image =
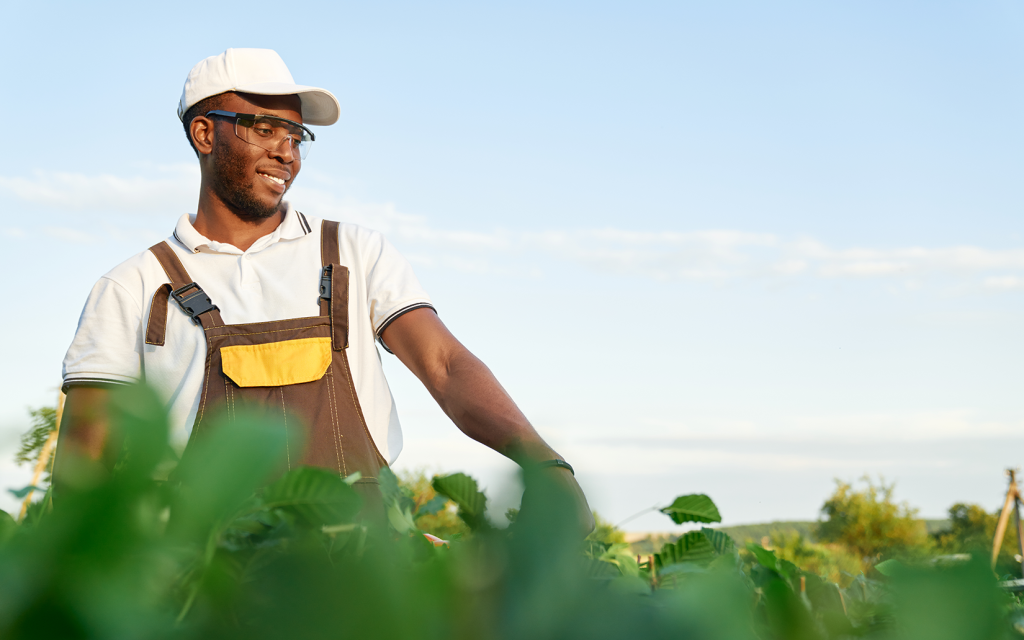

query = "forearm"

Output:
[[52, 387, 119, 490], [428, 348, 559, 465], [383, 308, 594, 534]]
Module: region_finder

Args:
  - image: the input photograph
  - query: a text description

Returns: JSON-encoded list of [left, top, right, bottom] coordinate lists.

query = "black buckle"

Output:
[[171, 283, 219, 325], [320, 265, 332, 300]]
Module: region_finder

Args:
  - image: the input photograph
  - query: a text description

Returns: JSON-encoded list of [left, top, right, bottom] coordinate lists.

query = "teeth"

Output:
[[260, 173, 285, 185]]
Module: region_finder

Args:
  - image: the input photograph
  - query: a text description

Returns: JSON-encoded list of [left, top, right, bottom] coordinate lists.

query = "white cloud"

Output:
[[5, 168, 1024, 289], [44, 226, 97, 244], [983, 276, 1024, 290], [0, 165, 197, 215], [561, 409, 1024, 476], [578, 409, 1021, 448], [572, 442, 952, 475]]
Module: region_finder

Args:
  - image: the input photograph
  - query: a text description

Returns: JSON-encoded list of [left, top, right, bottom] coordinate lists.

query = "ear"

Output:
[[190, 116, 216, 156]]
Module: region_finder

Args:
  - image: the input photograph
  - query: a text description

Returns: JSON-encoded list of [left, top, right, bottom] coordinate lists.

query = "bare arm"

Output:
[[52, 386, 121, 491], [382, 309, 555, 462], [381, 308, 594, 533]]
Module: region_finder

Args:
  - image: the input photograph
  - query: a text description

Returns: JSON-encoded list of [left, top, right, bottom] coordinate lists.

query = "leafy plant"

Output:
[[0, 384, 1019, 640], [431, 472, 490, 531], [767, 530, 863, 587], [396, 468, 469, 540], [14, 406, 57, 467]]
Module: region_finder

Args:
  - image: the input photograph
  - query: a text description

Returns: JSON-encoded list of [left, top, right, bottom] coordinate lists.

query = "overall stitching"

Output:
[[203, 316, 328, 332], [340, 351, 388, 468], [325, 368, 346, 477], [194, 339, 215, 431], [280, 387, 291, 470], [224, 378, 231, 422], [205, 325, 328, 339]]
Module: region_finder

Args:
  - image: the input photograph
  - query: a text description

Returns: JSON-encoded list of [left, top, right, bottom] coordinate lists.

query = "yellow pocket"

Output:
[[221, 337, 332, 388]]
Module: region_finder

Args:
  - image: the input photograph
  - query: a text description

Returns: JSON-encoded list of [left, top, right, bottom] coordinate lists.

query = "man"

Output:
[[56, 48, 593, 532]]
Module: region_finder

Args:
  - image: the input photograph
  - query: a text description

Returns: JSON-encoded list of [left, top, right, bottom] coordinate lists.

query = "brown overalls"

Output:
[[145, 220, 387, 517]]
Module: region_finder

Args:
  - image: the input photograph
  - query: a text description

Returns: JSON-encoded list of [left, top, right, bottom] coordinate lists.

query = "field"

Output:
[[2, 385, 1024, 639]]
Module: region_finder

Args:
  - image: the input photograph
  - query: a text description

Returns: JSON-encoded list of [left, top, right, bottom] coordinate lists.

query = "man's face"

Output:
[[207, 92, 304, 222]]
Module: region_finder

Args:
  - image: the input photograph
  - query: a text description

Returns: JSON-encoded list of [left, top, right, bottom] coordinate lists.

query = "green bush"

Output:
[[935, 502, 1022, 577], [817, 477, 934, 571]]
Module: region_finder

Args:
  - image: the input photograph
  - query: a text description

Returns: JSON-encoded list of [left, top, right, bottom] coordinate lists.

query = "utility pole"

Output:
[[992, 468, 1024, 579]]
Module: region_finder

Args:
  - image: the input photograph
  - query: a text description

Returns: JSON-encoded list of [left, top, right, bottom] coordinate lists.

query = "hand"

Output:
[[517, 465, 595, 539], [552, 467, 596, 538]]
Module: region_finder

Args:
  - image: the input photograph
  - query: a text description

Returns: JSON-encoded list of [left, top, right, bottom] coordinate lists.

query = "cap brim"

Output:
[[233, 81, 340, 126]]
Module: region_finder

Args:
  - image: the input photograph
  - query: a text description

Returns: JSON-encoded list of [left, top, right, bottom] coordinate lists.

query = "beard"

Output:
[[210, 137, 286, 223]]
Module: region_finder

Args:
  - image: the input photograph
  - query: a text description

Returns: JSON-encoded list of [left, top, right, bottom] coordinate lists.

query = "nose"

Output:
[[269, 137, 299, 163]]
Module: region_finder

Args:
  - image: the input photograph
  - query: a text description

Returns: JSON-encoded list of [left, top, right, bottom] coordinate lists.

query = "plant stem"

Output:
[[615, 506, 660, 529]]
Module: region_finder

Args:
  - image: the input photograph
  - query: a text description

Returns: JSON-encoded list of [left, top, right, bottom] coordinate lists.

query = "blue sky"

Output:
[[1, 1, 1023, 531]]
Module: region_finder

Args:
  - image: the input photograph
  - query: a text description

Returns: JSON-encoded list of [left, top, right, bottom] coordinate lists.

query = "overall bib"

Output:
[[145, 220, 388, 517]]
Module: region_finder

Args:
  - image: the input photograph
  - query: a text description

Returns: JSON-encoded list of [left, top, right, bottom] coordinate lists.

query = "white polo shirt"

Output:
[[62, 204, 433, 463]]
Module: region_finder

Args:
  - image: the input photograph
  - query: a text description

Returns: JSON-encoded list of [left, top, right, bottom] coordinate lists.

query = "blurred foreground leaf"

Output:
[[0, 510, 15, 544]]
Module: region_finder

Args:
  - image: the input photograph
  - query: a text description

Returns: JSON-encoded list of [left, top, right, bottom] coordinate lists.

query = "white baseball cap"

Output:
[[177, 48, 340, 126]]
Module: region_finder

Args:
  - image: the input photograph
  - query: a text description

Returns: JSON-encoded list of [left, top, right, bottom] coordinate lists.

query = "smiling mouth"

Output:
[[258, 172, 286, 186]]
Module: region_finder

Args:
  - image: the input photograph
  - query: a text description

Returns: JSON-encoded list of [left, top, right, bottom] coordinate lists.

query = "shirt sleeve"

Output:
[[362, 230, 434, 353], [62, 276, 144, 391]]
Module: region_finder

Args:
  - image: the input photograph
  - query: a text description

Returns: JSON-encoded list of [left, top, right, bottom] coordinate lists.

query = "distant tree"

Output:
[[817, 477, 932, 570], [934, 502, 1020, 576]]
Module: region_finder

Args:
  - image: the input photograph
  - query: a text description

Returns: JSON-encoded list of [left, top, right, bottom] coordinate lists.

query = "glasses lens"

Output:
[[234, 115, 313, 160]]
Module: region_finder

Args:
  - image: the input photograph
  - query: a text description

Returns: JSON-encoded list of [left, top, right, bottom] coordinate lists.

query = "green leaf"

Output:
[[386, 504, 417, 534], [261, 467, 362, 527], [874, 558, 905, 577], [658, 562, 710, 578], [659, 494, 722, 525], [377, 467, 402, 503], [655, 530, 717, 568], [414, 494, 448, 519], [0, 509, 16, 544], [169, 415, 288, 541], [7, 485, 44, 500], [803, 572, 846, 613], [581, 557, 621, 579], [747, 542, 780, 570], [609, 575, 653, 596], [109, 384, 171, 480], [15, 406, 56, 466], [700, 527, 737, 556], [431, 473, 488, 531]]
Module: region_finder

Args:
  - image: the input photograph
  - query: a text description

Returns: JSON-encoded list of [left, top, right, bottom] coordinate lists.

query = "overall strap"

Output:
[[319, 220, 349, 350], [146, 241, 224, 346]]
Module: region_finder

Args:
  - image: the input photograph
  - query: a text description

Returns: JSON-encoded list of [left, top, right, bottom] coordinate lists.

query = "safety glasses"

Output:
[[206, 109, 315, 159]]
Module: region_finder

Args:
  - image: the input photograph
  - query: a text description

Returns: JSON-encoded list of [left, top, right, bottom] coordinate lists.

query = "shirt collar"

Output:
[[172, 202, 310, 255]]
